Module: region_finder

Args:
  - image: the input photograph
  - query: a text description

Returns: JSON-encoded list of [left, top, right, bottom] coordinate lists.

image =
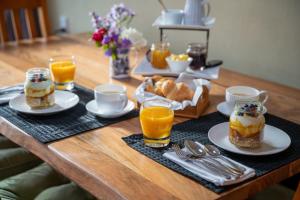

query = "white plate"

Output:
[[133, 57, 220, 80], [217, 101, 267, 117], [9, 91, 79, 115], [208, 122, 291, 156], [86, 100, 135, 119]]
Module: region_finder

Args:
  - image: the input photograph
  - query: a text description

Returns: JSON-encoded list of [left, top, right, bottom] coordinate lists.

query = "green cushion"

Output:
[[0, 163, 69, 200], [0, 136, 19, 149], [35, 182, 95, 200], [0, 148, 42, 180], [249, 184, 294, 200]]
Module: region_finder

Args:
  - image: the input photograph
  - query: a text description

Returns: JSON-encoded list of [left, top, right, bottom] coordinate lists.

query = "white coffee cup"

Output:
[[161, 9, 184, 25], [94, 84, 128, 114], [226, 86, 268, 110]]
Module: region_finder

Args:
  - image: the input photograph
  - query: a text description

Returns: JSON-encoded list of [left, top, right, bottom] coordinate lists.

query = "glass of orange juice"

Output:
[[49, 55, 76, 90], [149, 42, 171, 69], [140, 99, 174, 148]]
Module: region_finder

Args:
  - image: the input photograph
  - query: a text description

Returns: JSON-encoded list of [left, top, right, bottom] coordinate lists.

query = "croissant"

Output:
[[162, 80, 194, 102], [145, 77, 194, 102]]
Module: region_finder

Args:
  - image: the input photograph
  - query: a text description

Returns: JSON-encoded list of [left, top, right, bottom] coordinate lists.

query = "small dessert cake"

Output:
[[229, 102, 265, 148], [24, 68, 55, 109]]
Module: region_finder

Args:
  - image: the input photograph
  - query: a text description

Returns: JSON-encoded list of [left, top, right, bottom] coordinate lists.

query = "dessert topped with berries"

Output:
[[229, 102, 265, 148], [24, 68, 55, 109]]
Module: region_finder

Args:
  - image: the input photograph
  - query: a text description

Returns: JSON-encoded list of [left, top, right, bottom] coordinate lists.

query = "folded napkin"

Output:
[[0, 84, 23, 104], [163, 144, 255, 186]]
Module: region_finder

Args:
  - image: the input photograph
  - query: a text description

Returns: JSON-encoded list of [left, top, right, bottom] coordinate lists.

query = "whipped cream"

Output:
[[230, 113, 265, 127], [25, 79, 52, 90]]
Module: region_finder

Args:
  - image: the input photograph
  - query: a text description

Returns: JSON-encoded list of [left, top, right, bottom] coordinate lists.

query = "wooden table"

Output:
[[0, 34, 299, 200]]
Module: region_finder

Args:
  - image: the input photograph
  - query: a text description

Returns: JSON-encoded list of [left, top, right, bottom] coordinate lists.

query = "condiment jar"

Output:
[[148, 42, 171, 69], [186, 43, 207, 70]]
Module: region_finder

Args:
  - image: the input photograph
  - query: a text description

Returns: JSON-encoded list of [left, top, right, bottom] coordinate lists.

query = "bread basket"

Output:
[[135, 74, 210, 118]]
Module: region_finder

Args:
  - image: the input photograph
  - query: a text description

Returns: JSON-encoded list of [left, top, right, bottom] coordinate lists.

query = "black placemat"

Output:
[[122, 112, 300, 193], [0, 85, 138, 143]]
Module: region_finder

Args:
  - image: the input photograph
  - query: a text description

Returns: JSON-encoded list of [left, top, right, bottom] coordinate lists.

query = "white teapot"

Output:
[[183, 0, 211, 25]]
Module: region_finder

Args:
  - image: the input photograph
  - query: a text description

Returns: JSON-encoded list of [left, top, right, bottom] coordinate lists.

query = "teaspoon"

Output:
[[184, 140, 242, 177], [204, 144, 246, 172]]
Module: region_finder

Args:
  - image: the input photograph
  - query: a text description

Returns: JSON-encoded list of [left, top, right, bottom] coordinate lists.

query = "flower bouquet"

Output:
[[90, 3, 147, 79]]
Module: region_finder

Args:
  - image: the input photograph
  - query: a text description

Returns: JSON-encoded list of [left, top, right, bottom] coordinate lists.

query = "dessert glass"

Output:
[[24, 68, 55, 109], [229, 101, 265, 148]]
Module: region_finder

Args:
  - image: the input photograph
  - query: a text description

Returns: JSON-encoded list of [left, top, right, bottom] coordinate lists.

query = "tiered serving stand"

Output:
[[152, 15, 214, 55]]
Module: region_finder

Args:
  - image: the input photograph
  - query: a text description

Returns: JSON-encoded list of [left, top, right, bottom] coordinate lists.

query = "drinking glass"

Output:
[[148, 42, 171, 69], [49, 55, 76, 90], [140, 99, 174, 148]]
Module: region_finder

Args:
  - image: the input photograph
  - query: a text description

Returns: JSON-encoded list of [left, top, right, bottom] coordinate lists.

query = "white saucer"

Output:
[[208, 122, 291, 156], [9, 91, 79, 115], [217, 101, 267, 117], [86, 100, 135, 119]]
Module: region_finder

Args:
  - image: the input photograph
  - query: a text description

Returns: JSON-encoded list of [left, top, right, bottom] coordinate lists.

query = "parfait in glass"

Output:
[[229, 101, 265, 148]]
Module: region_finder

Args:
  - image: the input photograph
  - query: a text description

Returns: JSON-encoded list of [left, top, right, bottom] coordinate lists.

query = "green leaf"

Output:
[[102, 44, 109, 51], [112, 54, 117, 60], [95, 41, 101, 47]]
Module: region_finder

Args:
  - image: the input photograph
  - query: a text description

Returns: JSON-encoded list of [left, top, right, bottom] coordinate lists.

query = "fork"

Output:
[[172, 144, 232, 180], [0, 85, 23, 96]]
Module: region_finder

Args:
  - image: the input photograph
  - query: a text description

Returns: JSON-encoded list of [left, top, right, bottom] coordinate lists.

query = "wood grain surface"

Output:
[[0, 34, 299, 200]]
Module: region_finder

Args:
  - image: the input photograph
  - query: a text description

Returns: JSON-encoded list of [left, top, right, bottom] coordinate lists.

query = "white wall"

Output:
[[47, 0, 300, 89]]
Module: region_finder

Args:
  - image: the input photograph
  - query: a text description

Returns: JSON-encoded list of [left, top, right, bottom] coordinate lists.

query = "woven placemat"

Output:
[[0, 85, 138, 143], [122, 112, 300, 193]]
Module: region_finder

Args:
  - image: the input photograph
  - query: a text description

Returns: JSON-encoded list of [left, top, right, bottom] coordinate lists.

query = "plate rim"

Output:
[[208, 122, 291, 156], [86, 99, 135, 118], [9, 90, 79, 115]]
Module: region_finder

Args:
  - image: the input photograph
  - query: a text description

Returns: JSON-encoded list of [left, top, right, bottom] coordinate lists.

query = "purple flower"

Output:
[[121, 38, 131, 49], [102, 35, 111, 44], [89, 3, 135, 59], [111, 32, 119, 42], [105, 49, 113, 56]]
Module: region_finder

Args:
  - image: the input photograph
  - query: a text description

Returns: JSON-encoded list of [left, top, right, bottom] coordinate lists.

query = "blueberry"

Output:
[[238, 112, 243, 116]]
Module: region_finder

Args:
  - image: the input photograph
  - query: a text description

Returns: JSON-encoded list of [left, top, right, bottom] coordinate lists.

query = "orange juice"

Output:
[[150, 42, 171, 69], [49, 56, 76, 90], [140, 104, 174, 147], [151, 49, 171, 69]]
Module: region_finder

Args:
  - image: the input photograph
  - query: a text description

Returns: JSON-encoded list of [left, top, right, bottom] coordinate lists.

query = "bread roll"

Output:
[[144, 77, 195, 102], [145, 84, 155, 93], [161, 80, 176, 97]]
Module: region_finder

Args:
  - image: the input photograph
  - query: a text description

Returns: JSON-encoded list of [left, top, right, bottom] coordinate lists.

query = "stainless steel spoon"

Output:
[[204, 144, 246, 172], [172, 144, 231, 180], [184, 140, 242, 177]]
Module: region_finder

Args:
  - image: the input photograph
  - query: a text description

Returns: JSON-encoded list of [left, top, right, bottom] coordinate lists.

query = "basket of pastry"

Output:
[[135, 74, 210, 118]]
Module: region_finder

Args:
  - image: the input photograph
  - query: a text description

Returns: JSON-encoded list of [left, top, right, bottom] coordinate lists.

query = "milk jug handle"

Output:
[[201, 0, 211, 17]]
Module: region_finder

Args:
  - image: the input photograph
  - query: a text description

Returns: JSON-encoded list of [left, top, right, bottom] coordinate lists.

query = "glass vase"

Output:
[[109, 48, 130, 79]]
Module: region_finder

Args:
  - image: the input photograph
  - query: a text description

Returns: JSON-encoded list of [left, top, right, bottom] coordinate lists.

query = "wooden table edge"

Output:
[[0, 117, 180, 200], [1, 114, 300, 200]]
